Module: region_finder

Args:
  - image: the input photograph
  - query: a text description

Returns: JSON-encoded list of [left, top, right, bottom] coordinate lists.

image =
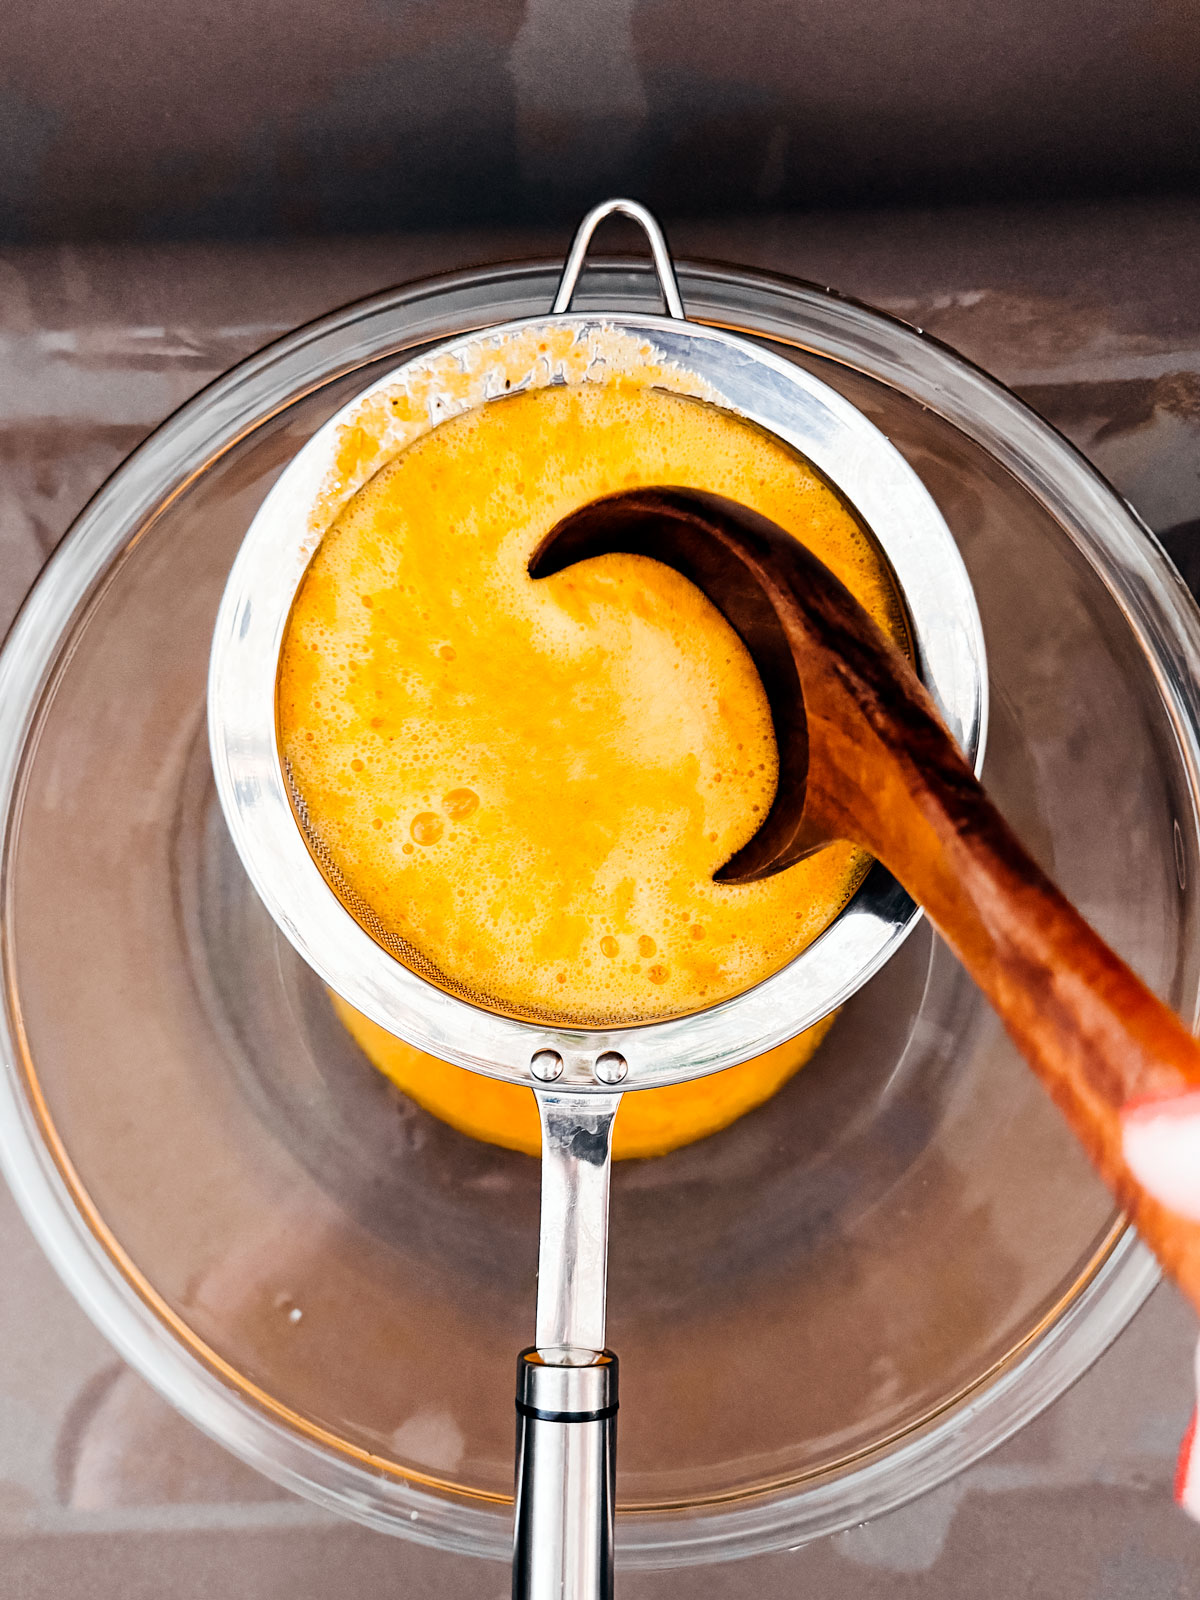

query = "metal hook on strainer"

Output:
[[209, 201, 986, 1600]]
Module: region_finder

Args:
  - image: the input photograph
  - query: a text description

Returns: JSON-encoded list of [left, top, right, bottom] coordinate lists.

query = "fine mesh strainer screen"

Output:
[[213, 304, 985, 1089], [273, 383, 915, 1032]]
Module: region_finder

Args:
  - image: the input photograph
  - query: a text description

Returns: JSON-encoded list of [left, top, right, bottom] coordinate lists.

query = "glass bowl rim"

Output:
[[0, 252, 1189, 1565]]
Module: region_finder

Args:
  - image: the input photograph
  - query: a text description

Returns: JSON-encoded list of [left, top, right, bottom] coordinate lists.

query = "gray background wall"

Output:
[[3, 0, 1200, 243]]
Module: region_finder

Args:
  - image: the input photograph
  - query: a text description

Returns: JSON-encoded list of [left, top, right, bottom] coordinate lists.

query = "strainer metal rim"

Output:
[[208, 308, 987, 1092]]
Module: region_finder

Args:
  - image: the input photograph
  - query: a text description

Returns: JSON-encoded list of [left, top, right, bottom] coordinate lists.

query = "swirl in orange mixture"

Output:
[[278, 383, 905, 1027]]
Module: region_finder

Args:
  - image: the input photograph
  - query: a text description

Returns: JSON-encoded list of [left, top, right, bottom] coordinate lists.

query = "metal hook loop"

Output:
[[552, 198, 686, 321]]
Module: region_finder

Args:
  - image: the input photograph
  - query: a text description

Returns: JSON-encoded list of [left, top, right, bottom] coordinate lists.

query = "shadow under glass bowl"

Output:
[[1, 257, 1199, 1569]]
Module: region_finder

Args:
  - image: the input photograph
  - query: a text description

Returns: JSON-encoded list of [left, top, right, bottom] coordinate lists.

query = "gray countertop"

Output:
[[3, 197, 1200, 1597]]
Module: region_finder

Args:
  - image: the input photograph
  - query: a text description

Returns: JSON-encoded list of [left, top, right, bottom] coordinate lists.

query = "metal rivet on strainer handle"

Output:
[[531, 1049, 564, 1082], [208, 197, 986, 1600], [594, 1051, 628, 1085]]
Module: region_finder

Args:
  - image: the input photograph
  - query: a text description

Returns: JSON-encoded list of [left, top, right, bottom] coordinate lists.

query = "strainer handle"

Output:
[[513, 1348, 618, 1600], [552, 198, 686, 320], [513, 1091, 621, 1599]]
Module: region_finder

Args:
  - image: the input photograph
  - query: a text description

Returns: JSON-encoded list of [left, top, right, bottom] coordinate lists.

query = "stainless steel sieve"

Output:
[[208, 198, 987, 1600]]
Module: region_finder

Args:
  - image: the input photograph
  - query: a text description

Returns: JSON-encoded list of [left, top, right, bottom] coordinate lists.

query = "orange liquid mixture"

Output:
[[331, 989, 839, 1160], [279, 383, 904, 1025]]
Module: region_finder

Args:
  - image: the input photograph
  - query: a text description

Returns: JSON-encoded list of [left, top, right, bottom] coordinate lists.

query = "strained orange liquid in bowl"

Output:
[[278, 381, 906, 1144], [331, 989, 838, 1158]]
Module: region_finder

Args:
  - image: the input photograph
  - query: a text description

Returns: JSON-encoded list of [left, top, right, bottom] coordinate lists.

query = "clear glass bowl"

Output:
[[1, 257, 1198, 1568]]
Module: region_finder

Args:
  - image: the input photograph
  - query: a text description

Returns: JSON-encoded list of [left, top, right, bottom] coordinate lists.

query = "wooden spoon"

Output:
[[530, 486, 1200, 1311]]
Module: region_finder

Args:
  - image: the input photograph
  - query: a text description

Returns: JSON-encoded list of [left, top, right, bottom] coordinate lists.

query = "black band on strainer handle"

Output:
[[513, 1350, 618, 1600]]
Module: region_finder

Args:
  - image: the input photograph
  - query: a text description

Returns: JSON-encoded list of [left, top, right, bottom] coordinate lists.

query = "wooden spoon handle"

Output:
[[789, 545, 1200, 1309], [532, 485, 1200, 1309]]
